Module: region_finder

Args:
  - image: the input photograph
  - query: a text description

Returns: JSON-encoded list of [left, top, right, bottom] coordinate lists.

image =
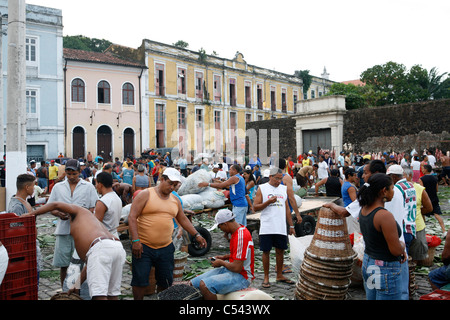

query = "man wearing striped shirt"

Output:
[[190, 209, 254, 300]]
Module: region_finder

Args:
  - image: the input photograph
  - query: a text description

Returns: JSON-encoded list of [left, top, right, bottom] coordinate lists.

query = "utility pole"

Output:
[[6, 0, 26, 202], [0, 14, 4, 158]]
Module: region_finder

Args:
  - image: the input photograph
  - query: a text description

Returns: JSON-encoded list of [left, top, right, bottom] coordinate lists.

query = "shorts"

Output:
[[38, 177, 48, 189], [424, 203, 443, 216], [233, 205, 248, 226], [86, 238, 126, 297], [429, 265, 450, 289], [52, 235, 75, 268], [409, 229, 428, 261], [0, 245, 8, 285], [190, 267, 250, 295], [259, 234, 288, 252], [131, 242, 174, 289]]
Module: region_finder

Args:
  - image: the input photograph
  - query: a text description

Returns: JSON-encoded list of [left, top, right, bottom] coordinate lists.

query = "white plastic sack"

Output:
[[180, 194, 204, 210], [294, 194, 302, 208], [198, 187, 226, 209], [178, 169, 211, 196], [288, 234, 313, 275]]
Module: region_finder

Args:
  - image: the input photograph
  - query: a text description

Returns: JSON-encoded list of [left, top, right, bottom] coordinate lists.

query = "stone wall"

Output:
[[245, 118, 296, 163], [343, 99, 450, 153], [246, 98, 450, 160]]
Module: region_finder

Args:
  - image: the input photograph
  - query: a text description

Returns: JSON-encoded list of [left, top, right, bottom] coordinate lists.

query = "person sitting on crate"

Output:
[[7, 174, 45, 279], [190, 209, 255, 300], [29, 201, 126, 300], [428, 232, 450, 291]]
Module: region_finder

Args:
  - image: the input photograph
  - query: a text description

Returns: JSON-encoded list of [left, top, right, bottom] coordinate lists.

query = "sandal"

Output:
[[262, 282, 271, 288]]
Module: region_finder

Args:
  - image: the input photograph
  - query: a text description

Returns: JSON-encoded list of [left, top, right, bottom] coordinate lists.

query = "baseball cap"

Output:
[[263, 169, 270, 178], [162, 167, 181, 182], [65, 159, 80, 171], [215, 209, 236, 225], [386, 164, 403, 175]]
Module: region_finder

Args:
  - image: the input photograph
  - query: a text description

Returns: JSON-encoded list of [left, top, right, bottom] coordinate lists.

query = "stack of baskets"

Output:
[[295, 207, 356, 300]]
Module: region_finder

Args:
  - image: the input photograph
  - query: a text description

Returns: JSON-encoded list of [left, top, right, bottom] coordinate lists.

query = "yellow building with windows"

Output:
[[108, 40, 333, 161]]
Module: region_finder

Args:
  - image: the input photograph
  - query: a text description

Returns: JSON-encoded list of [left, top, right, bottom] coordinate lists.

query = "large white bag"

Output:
[[288, 234, 313, 275], [198, 187, 226, 208], [178, 169, 211, 196], [180, 194, 204, 210]]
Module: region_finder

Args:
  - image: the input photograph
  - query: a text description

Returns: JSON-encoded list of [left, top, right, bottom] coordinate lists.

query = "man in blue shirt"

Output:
[[198, 164, 248, 226]]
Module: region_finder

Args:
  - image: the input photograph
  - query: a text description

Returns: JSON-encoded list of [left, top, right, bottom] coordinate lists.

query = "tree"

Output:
[[295, 70, 312, 97], [63, 35, 112, 52], [326, 82, 387, 109], [173, 40, 189, 48]]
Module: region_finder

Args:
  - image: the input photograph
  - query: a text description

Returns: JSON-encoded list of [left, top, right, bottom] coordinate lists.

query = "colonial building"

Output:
[[63, 48, 146, 161], [0, 1, 64, 162], [108, 40, 334, 161]]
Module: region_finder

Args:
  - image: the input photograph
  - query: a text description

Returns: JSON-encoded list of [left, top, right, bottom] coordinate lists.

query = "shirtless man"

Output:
[[31, 202, 126, 300], [113, 182, 133, 206], [439, 153, 450, 186]]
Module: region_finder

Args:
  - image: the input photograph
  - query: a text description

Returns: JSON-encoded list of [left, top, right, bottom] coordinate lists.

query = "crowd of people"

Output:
[[0, 146, 449, 300]]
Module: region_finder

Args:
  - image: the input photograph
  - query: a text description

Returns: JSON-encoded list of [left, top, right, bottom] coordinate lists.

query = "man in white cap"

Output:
[[210, 164, 227, 182], [253, 167, 296, 288], [128, 167, 207, 300], [190, 209, 254, 300]]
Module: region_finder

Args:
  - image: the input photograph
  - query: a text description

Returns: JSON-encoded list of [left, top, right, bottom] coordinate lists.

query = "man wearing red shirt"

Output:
[[190, 209, 254, 300]]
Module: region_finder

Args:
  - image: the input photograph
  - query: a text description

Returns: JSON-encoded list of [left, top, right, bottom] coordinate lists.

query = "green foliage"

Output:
[[173, 40, 189, 48], [63, 35, 112, 52], [360, 61, 449, 106], [326, 82, 387, 109], [294, 70, 313, 95]]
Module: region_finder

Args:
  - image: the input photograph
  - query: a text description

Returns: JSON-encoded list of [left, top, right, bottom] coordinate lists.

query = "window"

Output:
[[214, 75, 221, 102], [122, 82, 134, 105], [26, 90, 37, 116], [195, 72, 203, 99], [155, 63, 165, 96], [257, 114, 263, 121], [98, 80, 111, 104], [245, 82, 251, 108], [293, 90, 298, 113], [270, 86, 276, 111], [71, 78, 85, 102], [281, 88, 287, 113], [178, 68, 186, 94], [156, 104, 165, 148], [257, 84, 263, 109], [178, 106, 186, 129], [26, 37, 37, 64], [229, 79, 236, 106], [311, 89, 315, 99], [245, 113, 252, 122]]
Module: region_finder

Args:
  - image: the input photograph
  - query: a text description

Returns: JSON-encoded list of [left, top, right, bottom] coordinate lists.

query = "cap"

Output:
[[50, 160, 55, 163], [162, 167, 181, 182], [30, 160, 36, 163], [65, 159, 79, 171], [215, 209, 236, 225], [213, 164, 220, 168], [245, 165, 251, 170], [387, 164, 403, 175], [263, 169, 270, 178]]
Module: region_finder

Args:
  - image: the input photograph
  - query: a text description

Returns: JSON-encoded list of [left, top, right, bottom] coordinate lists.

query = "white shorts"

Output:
[[86, 238, 126, 297], [0, 245, 8, 285]]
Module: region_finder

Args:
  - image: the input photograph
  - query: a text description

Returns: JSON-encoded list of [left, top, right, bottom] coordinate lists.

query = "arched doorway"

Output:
[[123, 128, 135, 158], [72, 126, 85, 159], [97, 125, 112, 161]]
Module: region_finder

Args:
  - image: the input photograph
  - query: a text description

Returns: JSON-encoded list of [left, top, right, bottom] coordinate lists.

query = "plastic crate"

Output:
[[0, 249, 38, 291], [0, 213, 36, 253], [0, 283, 38, 300]]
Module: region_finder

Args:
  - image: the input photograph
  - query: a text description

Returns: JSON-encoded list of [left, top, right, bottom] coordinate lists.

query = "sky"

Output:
[[27, 0, 450, 82]]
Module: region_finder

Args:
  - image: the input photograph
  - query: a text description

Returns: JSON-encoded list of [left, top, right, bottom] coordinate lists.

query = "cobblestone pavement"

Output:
[[37, 208, 449, 301]]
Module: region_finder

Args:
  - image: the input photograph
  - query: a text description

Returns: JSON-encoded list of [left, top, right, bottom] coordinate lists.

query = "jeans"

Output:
[[362, 253, 402, 300], [233, 206, 248, 226], [191, 267, 250, 295]]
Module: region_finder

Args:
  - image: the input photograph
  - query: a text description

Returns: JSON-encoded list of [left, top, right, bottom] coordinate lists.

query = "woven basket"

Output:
[[305, 207, 356, 262]]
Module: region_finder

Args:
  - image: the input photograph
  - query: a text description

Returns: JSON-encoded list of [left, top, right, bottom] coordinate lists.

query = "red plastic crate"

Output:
[[0, 213, 36, 253], [0, 283, 38, 300]]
